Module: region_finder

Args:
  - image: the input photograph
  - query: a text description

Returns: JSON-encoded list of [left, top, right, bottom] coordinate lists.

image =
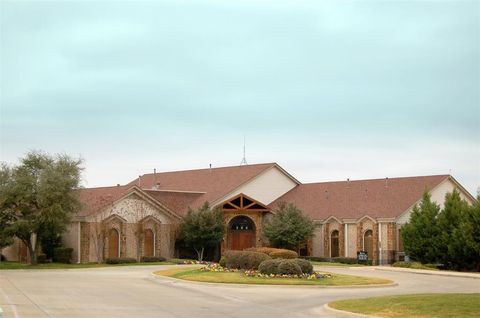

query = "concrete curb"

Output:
[[323, 303, 381, 318], [151, 271, 398, 289], [373, 267, 480, 279]]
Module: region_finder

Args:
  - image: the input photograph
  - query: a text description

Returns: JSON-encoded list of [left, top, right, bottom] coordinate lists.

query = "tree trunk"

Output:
[[26, 239, 37, 265], [195, 247, 204, 261]]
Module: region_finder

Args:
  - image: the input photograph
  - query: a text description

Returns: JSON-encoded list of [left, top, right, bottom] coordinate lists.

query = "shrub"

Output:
[[301, 256, 332, 262], [332, 257, 358, 264], [141, 256, 166, 262], [277, 259, 302, 275], [270, 250, 298, 259], [225, 250, 271, 269], [246, 247, 298, 259], [258, 259, 283, 275], [53, 247, 73, 263], [105, 257, 137, 264], [219, 256, 226, 267], [392, 261, 438, 270], [295, 258, 313, 274], [37, 253, 48, 264], [1, 254, 7, 262]]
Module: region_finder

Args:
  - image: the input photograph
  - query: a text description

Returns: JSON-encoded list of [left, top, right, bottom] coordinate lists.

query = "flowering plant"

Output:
[[200, 263, 240, 272], [244, 269, 332, 280]]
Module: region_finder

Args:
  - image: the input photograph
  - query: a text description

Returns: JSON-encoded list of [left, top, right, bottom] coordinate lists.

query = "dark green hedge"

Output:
[[105, 257, 137, 264], [225, 250, 271, 269], [53, 247, 73, 263], [141, 256, 166, 262]]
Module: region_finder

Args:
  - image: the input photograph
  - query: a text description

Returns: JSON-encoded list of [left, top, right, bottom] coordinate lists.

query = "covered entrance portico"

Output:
[[221, 193, 270, 254]]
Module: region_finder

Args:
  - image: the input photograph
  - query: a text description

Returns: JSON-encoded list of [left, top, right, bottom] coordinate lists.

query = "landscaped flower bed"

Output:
[[200, 262, 332, 280]]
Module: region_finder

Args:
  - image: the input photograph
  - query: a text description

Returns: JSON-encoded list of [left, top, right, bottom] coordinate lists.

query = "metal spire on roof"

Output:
[[240, 135, 247, 165]]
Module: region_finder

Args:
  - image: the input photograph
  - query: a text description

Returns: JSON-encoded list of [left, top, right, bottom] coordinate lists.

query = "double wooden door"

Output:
[[230, 230, 255, 250]]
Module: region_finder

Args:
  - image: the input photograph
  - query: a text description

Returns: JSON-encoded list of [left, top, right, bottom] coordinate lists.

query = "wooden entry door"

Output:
[[331, 230, 339, 258], [144, 229, 154, 257], [108, 229, 119, 258], [229, 215, 256, 251], [231, 231, 255, 250]]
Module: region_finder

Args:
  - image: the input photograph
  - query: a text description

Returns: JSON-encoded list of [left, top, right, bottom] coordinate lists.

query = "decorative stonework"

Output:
[[80, 222, 90, 262]]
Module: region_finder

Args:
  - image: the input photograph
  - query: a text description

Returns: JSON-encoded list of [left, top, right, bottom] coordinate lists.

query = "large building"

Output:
[[3, 163, 476, 264]]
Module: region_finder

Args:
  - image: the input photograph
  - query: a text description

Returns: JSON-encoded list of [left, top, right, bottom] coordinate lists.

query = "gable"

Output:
[[213, 165, 298, 206], [397, 177, 476, 224], [221, 193, 270, 212], [85, 192, 174, 224]]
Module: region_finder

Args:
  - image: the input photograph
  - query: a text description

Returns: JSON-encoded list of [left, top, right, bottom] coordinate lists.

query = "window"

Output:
[[331, 230, 339, 258]]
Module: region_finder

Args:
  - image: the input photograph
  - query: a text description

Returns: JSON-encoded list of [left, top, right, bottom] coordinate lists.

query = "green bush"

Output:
[[105, 257, 137, 264], [277, 259, 302, 275], [258, 259, 283, 275], [259, 258, 313, 275], [301, 256, 331, 262], [245, 247, 298, 259], [37, 253, 48, 264], [225, 250, 271, 269], [0, 254, 7, 262], [141, 256, 166, 262], [295, 258, 313, 274], [332, 257, 358, 264], [53, 247, 73, 263], [392, 261, 438, 270], [219, 256, 226, 267], [270, 250, 298, 259]]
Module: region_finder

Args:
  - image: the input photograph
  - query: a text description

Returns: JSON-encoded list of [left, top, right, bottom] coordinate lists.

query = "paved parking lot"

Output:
[[1, 265, 479, 318]]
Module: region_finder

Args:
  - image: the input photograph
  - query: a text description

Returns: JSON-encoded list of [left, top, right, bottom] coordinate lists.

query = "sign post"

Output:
[[357, 250, 368, 264]]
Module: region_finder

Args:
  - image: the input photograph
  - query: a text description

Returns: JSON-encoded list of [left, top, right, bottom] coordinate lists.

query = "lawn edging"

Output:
[[152, 267, 398, 289], [323, 303, 380, 318], [373, 266, 480, 279]]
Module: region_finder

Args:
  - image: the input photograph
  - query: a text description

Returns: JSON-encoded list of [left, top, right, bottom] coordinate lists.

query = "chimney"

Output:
[[117, 184, 120, 187], [153, 168, 157, 189], [138, 175, 142, 187], [385, 177, 389, 188], [347, 178, 350, 188]]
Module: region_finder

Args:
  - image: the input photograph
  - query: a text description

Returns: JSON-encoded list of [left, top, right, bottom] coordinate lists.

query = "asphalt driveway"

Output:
[[0, 265, 478, 318]]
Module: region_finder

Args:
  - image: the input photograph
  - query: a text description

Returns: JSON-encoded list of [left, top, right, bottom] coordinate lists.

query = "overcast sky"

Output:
[[1, 0, 479, 195]]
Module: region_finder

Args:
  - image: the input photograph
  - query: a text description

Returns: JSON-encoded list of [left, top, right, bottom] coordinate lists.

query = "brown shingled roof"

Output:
[[269, 175, 450, 220], [128, 163, 276, 207], [77, 163, 277, 218], [76, 185, 128, 217], [142, 190, 204, 217]]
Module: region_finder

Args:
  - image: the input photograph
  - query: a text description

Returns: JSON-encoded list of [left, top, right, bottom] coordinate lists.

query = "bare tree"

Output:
[[90, 213, 107, 264], [131, 202, 149, 262]]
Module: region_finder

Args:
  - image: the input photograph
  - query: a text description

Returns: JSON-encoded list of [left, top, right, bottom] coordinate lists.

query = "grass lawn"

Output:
[[310, 261, 364, 267], [329, 293, 480, 318], [154, 267, 393, 286], [0, 261, 175, 270]]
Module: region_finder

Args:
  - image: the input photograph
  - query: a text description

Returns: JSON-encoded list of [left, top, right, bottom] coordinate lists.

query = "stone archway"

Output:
[[228, 215, 256, 251]]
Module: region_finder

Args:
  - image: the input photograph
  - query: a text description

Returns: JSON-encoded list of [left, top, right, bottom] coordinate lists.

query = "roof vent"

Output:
[[152, 182, 160, 190]]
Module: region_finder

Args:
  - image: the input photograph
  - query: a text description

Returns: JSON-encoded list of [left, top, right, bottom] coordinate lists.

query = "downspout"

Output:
[[378, 222, 382, 265], [77, 222, 81, 263]]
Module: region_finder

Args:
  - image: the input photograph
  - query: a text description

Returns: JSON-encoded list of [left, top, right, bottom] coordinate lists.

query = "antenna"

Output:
[[240, 135, 247, 165]]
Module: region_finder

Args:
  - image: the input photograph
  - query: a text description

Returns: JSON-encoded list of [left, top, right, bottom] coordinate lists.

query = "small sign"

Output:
[[357, 251, 368, 263]]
